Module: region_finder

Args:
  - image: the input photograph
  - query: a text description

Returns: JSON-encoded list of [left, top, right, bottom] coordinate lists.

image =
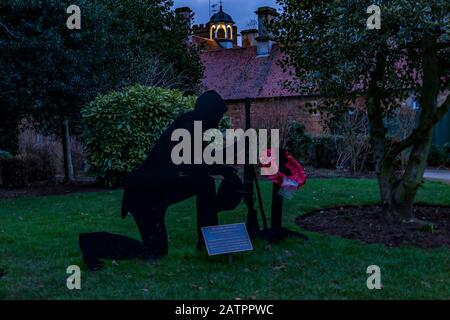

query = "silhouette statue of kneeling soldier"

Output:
[[79, 91, 243, 271]]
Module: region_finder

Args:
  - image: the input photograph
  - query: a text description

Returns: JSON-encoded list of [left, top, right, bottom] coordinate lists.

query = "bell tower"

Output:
[[209, 1, 236, 49]]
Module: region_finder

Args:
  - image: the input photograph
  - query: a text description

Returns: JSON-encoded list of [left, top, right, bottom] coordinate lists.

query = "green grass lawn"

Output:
[[0, 178, 449, 300]]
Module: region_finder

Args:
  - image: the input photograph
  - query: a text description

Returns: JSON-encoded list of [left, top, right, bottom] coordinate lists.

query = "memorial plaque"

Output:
[[201, 223, 253, 256]]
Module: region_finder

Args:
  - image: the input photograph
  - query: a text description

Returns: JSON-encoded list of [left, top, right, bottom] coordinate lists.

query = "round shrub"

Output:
[[82, 85, 196, 187]]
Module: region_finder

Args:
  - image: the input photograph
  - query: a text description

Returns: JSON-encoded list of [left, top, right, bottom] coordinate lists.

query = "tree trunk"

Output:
[[378, 36, 439, 223], [394, 133, 433, 217], [61, 116, 75, 184], [379, 128, 433, 222]]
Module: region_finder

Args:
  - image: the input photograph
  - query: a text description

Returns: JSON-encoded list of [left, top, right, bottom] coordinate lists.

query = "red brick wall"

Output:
[[225, 96, 323, 136]]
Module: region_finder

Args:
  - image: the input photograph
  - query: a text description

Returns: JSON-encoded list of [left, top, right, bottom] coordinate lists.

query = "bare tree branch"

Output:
[[0, 21, 18, 39]]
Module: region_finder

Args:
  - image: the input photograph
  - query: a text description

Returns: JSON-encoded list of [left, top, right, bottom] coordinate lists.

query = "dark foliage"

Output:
[[0, 151, 56, 187], [0, 0, 203, 180], [273, 0, 450, 220], [428, 143, 450, 167]]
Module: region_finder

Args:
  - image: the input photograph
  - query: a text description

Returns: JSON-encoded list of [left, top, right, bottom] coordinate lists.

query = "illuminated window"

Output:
[[227, 25, 233, 39], [217, 25, 226, 39], [210, 25, 216, 39]]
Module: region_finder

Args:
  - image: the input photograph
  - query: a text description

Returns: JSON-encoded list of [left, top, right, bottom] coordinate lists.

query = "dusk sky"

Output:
[[173, 0, 281, 36]]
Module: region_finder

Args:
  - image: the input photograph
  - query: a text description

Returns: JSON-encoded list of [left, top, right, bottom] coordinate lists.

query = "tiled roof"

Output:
[[192, 35, 221, 51], [200, 44, 300, 100]]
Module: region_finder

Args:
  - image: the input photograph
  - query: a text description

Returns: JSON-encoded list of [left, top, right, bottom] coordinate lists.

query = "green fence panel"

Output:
[[433, 110, 450, 147]]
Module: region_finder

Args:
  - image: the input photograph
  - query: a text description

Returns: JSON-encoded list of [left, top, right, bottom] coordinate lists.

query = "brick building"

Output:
[[175, 5, 323, 137]]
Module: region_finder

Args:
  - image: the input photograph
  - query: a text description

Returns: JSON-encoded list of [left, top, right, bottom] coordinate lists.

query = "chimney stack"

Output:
[[241, 29, 258, 48], [175, 7, 193, 40], [255, 7, 278, 56]]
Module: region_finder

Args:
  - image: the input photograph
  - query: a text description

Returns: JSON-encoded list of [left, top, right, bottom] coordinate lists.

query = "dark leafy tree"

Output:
[[0, 0, 202, 182], [273, 0, 449, 222]]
